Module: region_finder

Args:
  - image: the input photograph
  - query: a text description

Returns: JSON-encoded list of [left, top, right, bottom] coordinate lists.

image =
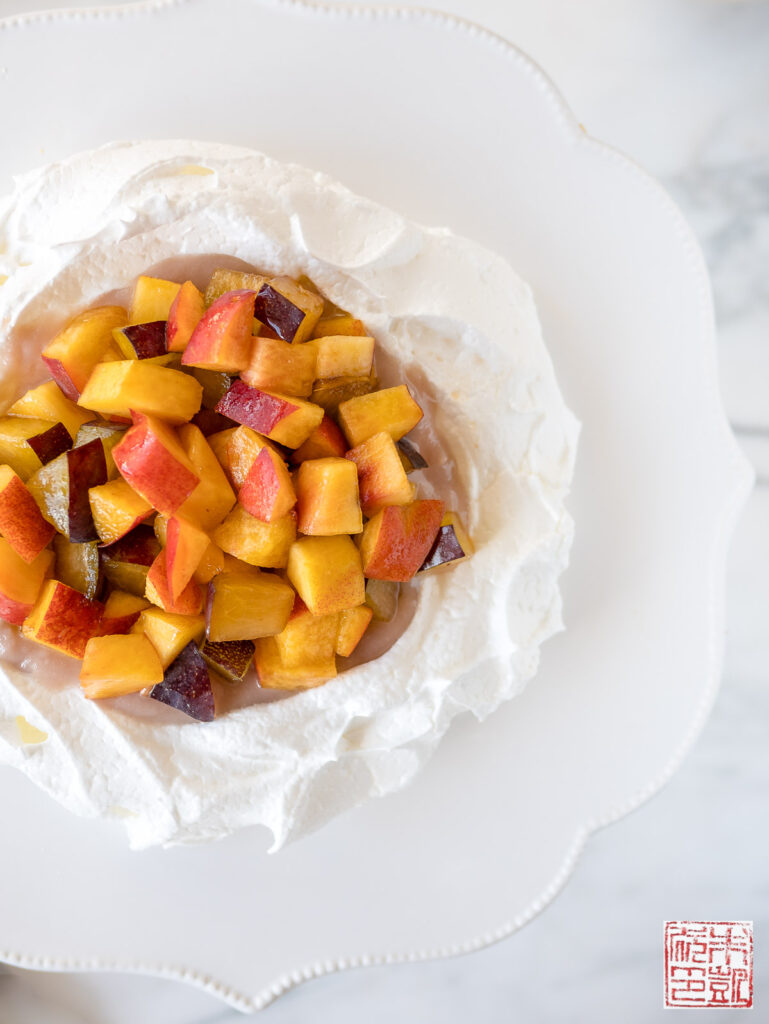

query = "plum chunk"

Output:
[[100, 524, 161, 596], [114, 321, 168, 360], [199, 638, 255, 683], [253, 284, 307, 343], [25, 421, 72, 465], [147, 641, 215, 721], [26, 437, 107, 542], [53, 536, 102, 601], [396, 437, 428, 473]]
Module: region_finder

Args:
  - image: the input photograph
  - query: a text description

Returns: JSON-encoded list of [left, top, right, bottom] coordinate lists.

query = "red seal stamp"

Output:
[[664, 921, 753, 1008]]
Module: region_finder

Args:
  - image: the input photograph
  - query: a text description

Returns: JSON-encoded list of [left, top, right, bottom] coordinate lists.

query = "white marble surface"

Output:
[[0, 0, 767, 1019]]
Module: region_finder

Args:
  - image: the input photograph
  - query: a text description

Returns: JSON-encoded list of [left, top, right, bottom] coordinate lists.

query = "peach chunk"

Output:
[[88, 477, 154, 545], [176, 423, 236, 531], [274, 596, 339, 669], [295, 457, 362, 536], [112, 412, 200, 515], [166, 515, 211, 601], [418, 510, 474, 573], [128, 275, 181, 325], [253, 276, 323, 344], [345, 431, 415, 517], [222, 425, 276, 488], [204, 268, 266, 308], [166, 280, 206, 352], [0, 465, 55, 562], [181, 289, 256, 373], [132, 606, 206, 668], [22, 579, 104, 657], [338, 384, 423, 447], [98, 590, 150, 635], [0, 416, 59, 480], [240, 336, 317, 397], [310, 315, 367, 340], [254, 636, 335, 690], [193, 541, 225, 584], [80, 633, 164, 699], [8, 380, 93, 440], [289, 415, 347, 465], [0, 539, 53, 625], [336, 604, 374, 657], [77, 361, 202, 425], [206, 570, 294, 642], [238, 446, 296, 522], [146, 549, 204, 616], [216, 380, 323, 449], [287, 535, 365, 616], [360, 500, 445, 582], [213, 505, 296, 568], [41, 305, 126, 400], [312, 335, 374, 379]]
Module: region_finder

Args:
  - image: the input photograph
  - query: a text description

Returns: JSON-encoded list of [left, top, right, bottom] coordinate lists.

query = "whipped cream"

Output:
[[0, 141, 578, 850]]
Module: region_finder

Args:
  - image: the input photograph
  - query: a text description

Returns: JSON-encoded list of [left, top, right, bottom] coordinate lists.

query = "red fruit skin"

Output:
[[0, 593, 34, 626], [42, 356, 80, 402], [34, 584, 105, 658], [363, 500, 445, 582], [0, 474, 55, 563], [181, 290, 255, 370], [147, 549, 204, 616], [112, 413, 199, 515], [216, 379, 297, 435], [290, 415, 347, 465], [237, 448, 297, 523]]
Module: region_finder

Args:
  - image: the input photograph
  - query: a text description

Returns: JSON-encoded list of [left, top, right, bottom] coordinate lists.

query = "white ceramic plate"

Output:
[[0, 0, 752, 1012]]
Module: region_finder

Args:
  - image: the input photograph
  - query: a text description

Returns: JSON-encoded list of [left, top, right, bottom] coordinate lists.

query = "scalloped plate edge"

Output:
[[0, 0, 755, 1012]]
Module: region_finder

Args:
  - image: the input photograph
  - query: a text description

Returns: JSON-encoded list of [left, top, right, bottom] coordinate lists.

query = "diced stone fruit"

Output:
[[22, 579, 104, 658], [199, 638, 254, 683], [0, 464, 56, 562], [397, 437, 428, 473], [100, 525, 160, 596], [338, 384, 423, 447], [311, 335, 374, 379], [145, 549, 204, 616], [128, 276, 181, 325], [238, 446, 296, 522], [25, 422, 72, 466], [112, 321, 168, 360], [216, 379, 323, 449], [80, 633, 164, 699], [310, 375, 375, 416], [181, 289, 256, 373], [360, 500, 445, 582], [132, 607, 205, 668], [74, 421, 127, 478], [310, 315, 367, 340], [166, 281, 206, 352], [289, 415, 347, 465], [364, 578, 399, 621], [206, 570, 294, 642], [146, 642, 215, 721], [176, 423, 236, 530], [166, 515, 211, 601], [253, 276, 323, 343], [295, 457, 362, 535], [254, 636, 335, 690], [190, 368, 234, 409], [98, 590, 150, 635], [193, 541, 225, 584], [0, 538, 54, 625], [418, 511, 474, 572], [112, 412, 199, 515], [336, 604, 373, 657], [222, 425, 277, 488], [77, 361, 202, 425], [240, 336, 317, 397], [274, 596, 339, 669], [8, 380, 93, 440], [287, 535, 365, 616], [212, 505, 296, 568], [53, 536, 102, 600], [41, 305, 126, 400], [0, 416, 60, 480], [88, 477, 154, 545], [345, 431, 415, 517], [26, 438, 107, 543], [204, 268, 266, 308]]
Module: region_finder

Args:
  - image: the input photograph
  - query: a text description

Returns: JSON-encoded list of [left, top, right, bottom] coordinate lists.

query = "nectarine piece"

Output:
[[181, 289, 256, 373], [25, 422, 72, 466], [146, 549, 204, 616], [364, 578, 399, 621], [88, 477, 154, 545], [8, 380, 92, 440], [274, 596, 339, 669], [112, 321, 168, 361], [253, 276, 323, 343], [100, 525, 160, 596], [128, 276, 180, 325], [112, 412, 199, 515], [312, 335, 374, 379], [98, 590, 149, 635], [238, 446, 296, 522], [418, 511, 474, 572], [216, 380, 323, 448], [254, 636, 335, 690], [360, 500, 444, 582], [77, 360, 202, 424], [212, 505, 296, 568], [52, 535, 102, 601], [295, 457, 362, 535], [206, 570, 294, 642], [146, 642, 215, 721], [74, 421, 127, 478], [199, 638, 254, 683], [289, 415, 347, 465], [0, 416, 60, 480], [336, 604, 373, 657], [166, 515, 211, 601], [338, 384, 423, 447], [166, 280, 206, 352], [287, 535, 365, 616], [0, 538, 54, 625], [310, 315, 367, 339], [193, 541, 225, 584], [345, 431, 415, 517], [176, 423, 236, 530], [80, 633, 164, 699], [204, 268, 266, 308], [26, 438, 107, 542], [132, 606, 205, 668], [310, 375, 375, 416], [222, 425, 277, 488], [0, 464, 56, 562], [240, 336, 317, 397], [41, 305, 126, 400], [22, 579, 104, 658]]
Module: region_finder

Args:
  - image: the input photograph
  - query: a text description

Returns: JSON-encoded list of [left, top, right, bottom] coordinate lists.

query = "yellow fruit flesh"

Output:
[[80, 634, 164, 698]]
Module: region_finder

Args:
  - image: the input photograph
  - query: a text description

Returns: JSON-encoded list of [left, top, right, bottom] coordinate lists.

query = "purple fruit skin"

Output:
[[25, 421, 73, 465], [418, 524, 466, 573], [99, 523, 160, 563], [66, 438, 107, 543], [253, 283, 304, 342], [396, 437, 428, 471], [148, 642, 215, 722], [117, 321, 168, 359]]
